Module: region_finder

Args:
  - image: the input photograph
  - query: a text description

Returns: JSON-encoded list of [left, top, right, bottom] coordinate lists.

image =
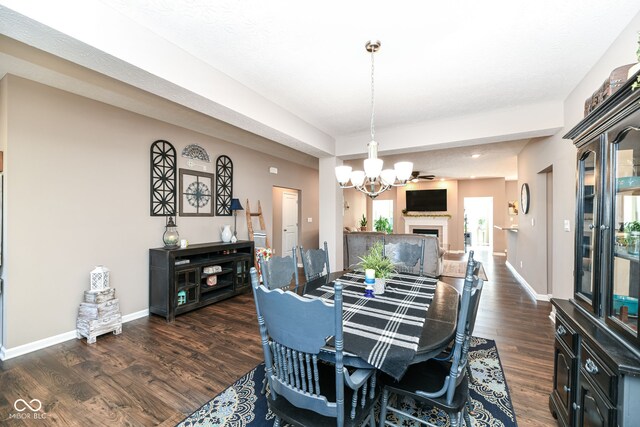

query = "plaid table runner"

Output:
[[304, 271, 437, 379]]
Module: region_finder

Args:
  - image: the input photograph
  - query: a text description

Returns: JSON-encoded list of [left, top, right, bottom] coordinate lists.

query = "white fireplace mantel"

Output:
[[403, 216, 449, 247]]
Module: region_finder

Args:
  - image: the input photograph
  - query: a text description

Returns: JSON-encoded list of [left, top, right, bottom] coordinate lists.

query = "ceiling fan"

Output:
[[410, 171, 435, 182]]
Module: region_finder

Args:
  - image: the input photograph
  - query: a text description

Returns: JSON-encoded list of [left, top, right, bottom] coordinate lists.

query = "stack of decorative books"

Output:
[[76, 286, 122, 344]]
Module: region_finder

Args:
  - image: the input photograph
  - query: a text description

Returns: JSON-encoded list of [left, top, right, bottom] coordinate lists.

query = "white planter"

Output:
[[374, 278, 385, 295]]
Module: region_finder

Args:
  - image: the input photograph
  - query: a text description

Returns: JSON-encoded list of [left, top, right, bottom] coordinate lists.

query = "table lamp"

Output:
[[230, 198, 244, 241]]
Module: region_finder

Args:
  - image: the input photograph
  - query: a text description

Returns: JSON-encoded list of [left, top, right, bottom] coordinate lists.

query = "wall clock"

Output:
[[521, 183, 530, 214]]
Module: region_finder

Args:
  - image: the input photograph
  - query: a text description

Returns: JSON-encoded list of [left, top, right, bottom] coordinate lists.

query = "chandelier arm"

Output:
[[354, 178, 391, 199]]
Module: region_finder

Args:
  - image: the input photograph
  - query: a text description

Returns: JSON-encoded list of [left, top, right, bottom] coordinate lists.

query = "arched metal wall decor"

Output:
[[181, 144, 210, 162], [150, 140, 177, 216], [215, 155, 233, 216]]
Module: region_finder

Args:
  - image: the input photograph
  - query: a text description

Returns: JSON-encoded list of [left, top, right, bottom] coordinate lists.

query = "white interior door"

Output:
[[282, 191, 299, 258]]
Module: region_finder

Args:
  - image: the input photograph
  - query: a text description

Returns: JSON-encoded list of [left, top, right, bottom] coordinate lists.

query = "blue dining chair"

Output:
[[300, 241, 331, 281], [258, 247, 299, 292], [378, 251, 481, 427], [384, 240, 425, 275], [250, 268, 379, 427]]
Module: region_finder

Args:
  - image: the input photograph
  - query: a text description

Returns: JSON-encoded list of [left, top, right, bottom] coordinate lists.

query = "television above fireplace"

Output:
[[405, 189, 447, 212]]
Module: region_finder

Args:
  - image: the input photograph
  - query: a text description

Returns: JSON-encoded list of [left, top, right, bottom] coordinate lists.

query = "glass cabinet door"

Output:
[[609, 127, 640, 340], [576, 148, 600, 313]]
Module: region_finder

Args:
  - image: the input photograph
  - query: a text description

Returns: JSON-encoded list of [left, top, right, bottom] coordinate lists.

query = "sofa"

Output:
[[343, 232, 446, 277]]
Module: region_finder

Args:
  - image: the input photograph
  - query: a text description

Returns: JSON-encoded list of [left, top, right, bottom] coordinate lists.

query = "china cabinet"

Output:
[[550, 71, 640, 426]]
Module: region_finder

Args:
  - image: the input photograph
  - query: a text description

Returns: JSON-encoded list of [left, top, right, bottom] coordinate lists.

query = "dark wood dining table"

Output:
[[301, 270, 460, 372]]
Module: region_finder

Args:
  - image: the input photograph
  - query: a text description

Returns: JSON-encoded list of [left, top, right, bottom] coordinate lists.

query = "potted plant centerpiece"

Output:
[[359, 241, 394, 294], [625, 221, 640, 255], [360, 214, 368, 231]]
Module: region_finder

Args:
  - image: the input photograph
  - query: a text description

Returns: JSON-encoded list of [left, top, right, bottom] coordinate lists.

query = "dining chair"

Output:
[[378, 251, 480, 427], [300, 241, 331, 281], [384, 241, 425, 275], [250, 268, 379, 427], [258, 248, 299, 292], [433, 258, 485, 386]]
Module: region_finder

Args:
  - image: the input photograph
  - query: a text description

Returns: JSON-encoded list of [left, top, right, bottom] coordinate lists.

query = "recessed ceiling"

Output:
[[1, 0, 640, 179]]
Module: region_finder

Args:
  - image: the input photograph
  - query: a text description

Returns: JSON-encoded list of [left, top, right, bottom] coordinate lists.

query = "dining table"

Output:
[[300, 270, 460, 380]]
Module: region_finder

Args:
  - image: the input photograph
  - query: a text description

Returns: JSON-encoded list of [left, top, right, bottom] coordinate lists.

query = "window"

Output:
[[373, 200, 394, 233]]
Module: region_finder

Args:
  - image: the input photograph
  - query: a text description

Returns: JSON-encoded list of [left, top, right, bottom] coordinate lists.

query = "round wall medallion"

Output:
[[521, 183, 530, 214]]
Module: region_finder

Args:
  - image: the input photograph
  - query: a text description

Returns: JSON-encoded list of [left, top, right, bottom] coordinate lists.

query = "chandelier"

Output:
[[335, 40, 413, 199]]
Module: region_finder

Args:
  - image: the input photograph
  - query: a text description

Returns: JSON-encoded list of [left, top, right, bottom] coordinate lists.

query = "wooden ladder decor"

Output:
[[246, 199, 270, 249]]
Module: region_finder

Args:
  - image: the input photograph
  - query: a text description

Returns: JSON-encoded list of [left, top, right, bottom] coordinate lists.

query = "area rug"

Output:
[[442, 260, 489, 281], [177, 337, 516, 427]]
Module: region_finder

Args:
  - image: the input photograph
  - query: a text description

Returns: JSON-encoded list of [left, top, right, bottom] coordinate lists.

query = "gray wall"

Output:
[[1, 75, 319, 349]]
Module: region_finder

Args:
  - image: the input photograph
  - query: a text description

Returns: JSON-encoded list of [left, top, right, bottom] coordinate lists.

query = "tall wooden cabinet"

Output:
[[550, 72, 640, 426], [149, 241, 254, 322]]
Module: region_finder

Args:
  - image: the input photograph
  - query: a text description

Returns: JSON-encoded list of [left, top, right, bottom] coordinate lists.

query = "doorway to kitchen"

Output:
[[464, 197, 493, 255]]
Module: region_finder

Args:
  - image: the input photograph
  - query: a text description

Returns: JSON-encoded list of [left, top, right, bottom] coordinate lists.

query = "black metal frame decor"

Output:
[[179, 168, 215, 216], [181, 144, 210, 162], [150, 140, 177, 216], [215, 155, 234, 216]]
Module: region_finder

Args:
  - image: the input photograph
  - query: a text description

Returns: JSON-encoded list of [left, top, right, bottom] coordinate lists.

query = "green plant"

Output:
[[358, 241, 395, 279], [625, 221, 640, 234], [359, 214, 368, 228], [374, 217, 393, 234]]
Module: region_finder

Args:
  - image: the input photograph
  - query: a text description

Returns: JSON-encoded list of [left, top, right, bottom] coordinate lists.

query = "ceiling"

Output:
[[1, 0, 640, 179]]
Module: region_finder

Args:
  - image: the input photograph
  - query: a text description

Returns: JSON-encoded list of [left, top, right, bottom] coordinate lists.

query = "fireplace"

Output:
[[413, 228, 439, 237], [404, 216, 449, 248]]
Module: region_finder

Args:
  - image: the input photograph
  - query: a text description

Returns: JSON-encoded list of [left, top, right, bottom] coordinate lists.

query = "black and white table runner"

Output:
[[304, 271, 437, 379]]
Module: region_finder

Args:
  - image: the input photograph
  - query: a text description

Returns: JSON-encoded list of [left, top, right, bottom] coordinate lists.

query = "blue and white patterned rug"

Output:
[[177, 337, 517, 426]]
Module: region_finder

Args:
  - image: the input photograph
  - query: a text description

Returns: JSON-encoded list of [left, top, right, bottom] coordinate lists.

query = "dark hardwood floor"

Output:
[[0, 250, 556, 426]]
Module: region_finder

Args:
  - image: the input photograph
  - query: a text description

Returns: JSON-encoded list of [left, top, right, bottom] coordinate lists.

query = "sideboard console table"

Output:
[[550, 70, 640, 426], [149, 241, 254, 322]]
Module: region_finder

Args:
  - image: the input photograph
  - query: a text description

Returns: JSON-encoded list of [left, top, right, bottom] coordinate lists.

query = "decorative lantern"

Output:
[[163, 216, 180, 248], [90, 265, 110, 291]]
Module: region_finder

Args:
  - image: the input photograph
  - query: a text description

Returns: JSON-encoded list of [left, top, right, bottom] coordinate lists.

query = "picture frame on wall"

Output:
[[508, 200, 518, 216], [179, 169, 215, 216]]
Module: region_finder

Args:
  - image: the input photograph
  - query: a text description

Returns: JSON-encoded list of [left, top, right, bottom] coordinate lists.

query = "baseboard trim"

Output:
[[505, 261, 550, 302], [549, 309, 556, 324], [122, 309, 149, 323], [492, 252, 507, 257], [0, 309, 149, 361]]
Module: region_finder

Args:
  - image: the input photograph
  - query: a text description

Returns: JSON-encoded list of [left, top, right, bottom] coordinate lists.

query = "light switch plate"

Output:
[[269, 167, 278, 174], [307, 217, 313, 223], [564, 220, 571, 232]]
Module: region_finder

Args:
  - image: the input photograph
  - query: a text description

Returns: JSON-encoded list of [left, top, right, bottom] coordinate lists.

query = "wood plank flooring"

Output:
[[0, 250, 557, 426]]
